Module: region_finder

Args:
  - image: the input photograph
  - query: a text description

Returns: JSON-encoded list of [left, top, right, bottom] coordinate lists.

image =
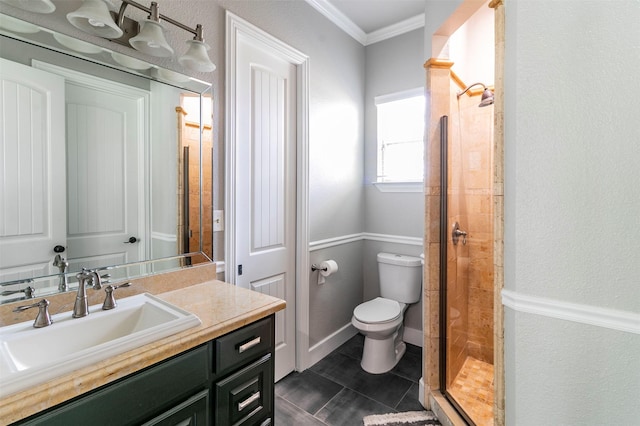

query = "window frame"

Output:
[[374, 87, 425, 193]]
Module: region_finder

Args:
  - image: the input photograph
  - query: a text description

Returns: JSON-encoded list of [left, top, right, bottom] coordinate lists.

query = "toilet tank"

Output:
[[377, 253, 423, 303]]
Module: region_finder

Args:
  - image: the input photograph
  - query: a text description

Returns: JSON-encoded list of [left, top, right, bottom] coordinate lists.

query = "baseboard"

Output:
[[308, 323, 358, 367], [403, 326, 423, 347]]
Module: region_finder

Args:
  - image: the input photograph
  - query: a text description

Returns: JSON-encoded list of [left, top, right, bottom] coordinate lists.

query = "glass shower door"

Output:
[[440, 105, 495, 426]]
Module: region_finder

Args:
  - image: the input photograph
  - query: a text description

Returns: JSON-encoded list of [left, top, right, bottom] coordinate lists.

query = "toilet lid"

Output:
[[354, 297, 402, 323]]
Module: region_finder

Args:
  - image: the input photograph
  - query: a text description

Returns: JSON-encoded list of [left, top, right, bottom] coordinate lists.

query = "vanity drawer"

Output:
[[214, 316, 273, 375], [16, 345, 209, 426], [141, 390, 209, 426], [214, 354, 273, 426]]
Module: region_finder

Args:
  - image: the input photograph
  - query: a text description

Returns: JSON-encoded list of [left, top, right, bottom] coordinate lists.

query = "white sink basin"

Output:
[[0, 293, 201, 397]]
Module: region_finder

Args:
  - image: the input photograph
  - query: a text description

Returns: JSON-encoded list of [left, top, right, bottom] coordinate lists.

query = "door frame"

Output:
[[225, 12, 311, 372]]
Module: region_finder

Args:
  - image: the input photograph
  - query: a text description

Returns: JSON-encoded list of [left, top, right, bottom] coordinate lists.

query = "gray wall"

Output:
[[309, 243, 364, 347], [504, 0, 640, 423], [363, 28, 425, 332], [364, 28, 425, 236]]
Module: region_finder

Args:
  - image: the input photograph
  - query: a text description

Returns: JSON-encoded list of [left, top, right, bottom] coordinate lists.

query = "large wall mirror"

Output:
[[0, 12, 213, 304]]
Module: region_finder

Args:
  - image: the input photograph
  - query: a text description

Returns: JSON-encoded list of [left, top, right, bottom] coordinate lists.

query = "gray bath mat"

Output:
[[363, 410, 441, 426]]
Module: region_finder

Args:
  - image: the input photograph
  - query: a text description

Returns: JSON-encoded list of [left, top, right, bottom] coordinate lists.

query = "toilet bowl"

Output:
[[351, 297, 407, 374], [351, 253, 422, 374]]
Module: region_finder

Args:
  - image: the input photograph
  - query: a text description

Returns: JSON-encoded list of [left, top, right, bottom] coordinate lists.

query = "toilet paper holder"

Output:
[[311, 260, 338, 285]]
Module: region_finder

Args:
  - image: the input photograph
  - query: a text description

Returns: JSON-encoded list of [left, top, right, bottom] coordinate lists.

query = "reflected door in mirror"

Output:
[[0, 58, 66, 282], [59, 72, 147, 272]]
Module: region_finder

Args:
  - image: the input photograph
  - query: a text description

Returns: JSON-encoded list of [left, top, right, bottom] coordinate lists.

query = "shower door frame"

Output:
[[438, 114, 477, 426]]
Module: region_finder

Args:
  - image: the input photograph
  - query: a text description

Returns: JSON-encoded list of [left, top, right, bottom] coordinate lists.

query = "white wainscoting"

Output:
[[222, 232, 424, 367], [308, 323, 359, 367], [502, 289, 640, 335], [307, 232, 425, 367]]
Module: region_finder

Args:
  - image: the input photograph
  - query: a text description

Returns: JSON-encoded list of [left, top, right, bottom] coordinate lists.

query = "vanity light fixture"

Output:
[[66, 0, 215, 72]]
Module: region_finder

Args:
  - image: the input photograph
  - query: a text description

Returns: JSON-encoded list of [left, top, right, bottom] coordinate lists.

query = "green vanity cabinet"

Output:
[[14, 315, 275, 426]]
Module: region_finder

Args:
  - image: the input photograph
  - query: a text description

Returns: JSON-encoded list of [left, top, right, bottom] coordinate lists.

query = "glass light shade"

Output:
[[0, 14, 40, 33], [66, 0, 123, 39], [111, 52, 152, 70], [129, 20, 173, 58], [178, 40, 216, 73], [53, 32, 103, 54], [0, 0, 55, 14]]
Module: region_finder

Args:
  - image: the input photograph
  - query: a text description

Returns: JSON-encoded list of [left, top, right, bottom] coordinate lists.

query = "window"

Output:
[[375, 88, 425, 189]]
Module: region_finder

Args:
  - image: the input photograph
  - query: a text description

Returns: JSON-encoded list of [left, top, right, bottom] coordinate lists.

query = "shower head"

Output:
[[457, 82, 494, 107], [479, 88, 494, 107]]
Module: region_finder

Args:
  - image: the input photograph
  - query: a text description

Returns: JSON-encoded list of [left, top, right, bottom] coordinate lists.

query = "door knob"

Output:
[[123, 237, 138, 244]]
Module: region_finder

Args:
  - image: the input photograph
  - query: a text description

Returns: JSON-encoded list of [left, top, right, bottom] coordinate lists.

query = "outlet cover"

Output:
[[213, 210, 224, 232]]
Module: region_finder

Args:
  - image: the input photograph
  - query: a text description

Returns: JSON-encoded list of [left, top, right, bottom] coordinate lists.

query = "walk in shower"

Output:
[[439, 86, 495, 426]]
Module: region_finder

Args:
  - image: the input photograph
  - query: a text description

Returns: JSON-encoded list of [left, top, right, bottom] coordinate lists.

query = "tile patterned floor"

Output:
[[275, 334, 438, 426], [447, 356, 494, 426]]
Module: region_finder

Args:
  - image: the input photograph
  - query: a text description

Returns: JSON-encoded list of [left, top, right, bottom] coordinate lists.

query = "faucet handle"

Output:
[[102, 282, 132, 310], [1, 284, 35, 299], [13, 299, 53, 328]]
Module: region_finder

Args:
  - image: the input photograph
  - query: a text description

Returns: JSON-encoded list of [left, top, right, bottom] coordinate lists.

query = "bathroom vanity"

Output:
[[16, 317, 274, 425], [0, 264, 286, 425]]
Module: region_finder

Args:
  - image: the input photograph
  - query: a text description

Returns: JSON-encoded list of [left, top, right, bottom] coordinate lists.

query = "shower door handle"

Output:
[[452, 222, 467, 245]]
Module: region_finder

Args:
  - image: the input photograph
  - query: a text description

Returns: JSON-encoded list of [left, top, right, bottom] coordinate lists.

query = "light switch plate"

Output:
[[213, 210, 224, 232]]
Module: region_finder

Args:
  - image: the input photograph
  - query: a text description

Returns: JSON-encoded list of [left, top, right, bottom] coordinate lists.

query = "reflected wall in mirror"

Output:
[[0, 13, 213, 304]]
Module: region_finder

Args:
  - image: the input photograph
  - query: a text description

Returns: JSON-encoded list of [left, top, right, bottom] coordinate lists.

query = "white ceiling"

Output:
[[305, 0, 426, 45]]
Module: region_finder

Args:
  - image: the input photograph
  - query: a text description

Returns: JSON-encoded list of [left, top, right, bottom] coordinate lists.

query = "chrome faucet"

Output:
[[73, 269, 103, 318], [53, 254, 69, 291]]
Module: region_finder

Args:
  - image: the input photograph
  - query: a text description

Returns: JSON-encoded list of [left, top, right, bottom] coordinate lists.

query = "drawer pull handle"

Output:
[[238, 391, 261, 411], [238, 337, 261, 353]]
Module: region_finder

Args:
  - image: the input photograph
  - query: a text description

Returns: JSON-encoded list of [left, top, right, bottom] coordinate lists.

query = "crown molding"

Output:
[[304, 0, 425, 46], [365, 13, 425, 46], [304, 0, 366, 44]]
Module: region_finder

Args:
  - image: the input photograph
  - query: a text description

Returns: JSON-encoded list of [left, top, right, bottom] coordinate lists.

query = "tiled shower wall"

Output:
[[447, 79, 495, 383], [183, 118, 213, 259]]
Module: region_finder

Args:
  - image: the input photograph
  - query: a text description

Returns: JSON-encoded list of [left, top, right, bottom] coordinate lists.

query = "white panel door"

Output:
[[235, 33, 297, 381], [0, 58, 66, 282], [63, 79, 146, 272]]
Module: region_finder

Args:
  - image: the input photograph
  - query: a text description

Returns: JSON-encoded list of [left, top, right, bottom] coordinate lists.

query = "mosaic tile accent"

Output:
[[448, 357, 493, 426]]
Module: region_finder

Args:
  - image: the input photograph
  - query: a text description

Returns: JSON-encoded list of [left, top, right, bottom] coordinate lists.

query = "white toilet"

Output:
[[352, 252, 423, 374]]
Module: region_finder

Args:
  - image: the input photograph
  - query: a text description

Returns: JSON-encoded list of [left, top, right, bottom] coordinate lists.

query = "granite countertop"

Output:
[[0, 279, 286, 424]]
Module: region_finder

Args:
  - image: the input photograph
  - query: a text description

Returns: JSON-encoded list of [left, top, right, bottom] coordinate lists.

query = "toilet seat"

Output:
[[353, 297, 402, 324]]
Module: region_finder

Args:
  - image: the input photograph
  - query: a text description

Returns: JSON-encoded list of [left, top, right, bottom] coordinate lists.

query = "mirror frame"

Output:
[[0, 12, 213, 304]]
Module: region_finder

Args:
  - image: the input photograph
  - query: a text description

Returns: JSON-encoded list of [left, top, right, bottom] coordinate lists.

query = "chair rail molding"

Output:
[[310, 232, 423, 251], [502, 289, 640, 334]]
